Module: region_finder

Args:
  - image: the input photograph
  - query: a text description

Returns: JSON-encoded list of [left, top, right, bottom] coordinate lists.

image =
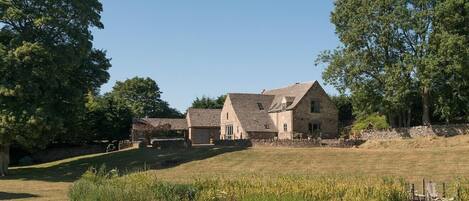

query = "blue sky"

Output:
[[93, 0, 340, 112]]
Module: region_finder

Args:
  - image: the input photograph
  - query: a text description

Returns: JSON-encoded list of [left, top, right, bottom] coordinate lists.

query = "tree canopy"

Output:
[[0, 0, 110, 176], [317, 0, 468, 127], [89, 93, 133, 141], [191, 95, 226, 109], [108, 77, 182, 118], [330, 95, 354, 126]]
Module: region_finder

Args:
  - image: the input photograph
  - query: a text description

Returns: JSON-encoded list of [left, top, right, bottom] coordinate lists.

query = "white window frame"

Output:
[[225, 125, 233, 140]]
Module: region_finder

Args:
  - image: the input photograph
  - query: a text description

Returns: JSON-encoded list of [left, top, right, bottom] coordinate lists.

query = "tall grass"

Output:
[[194, 176, 409, 201], [450, 178, 469, 201], [69, 168, 410, 201], [69, 166, 197, 201]]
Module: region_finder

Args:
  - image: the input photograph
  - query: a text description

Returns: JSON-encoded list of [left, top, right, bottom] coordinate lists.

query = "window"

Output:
[[257, 103, 264, 110], [309, 122, 321, 138], [226, 112, 229, 120], [313, 123, 321, 131], [311, 101, 320, 113], [283, 123, 288, 131], [225, 125, 233, 140]]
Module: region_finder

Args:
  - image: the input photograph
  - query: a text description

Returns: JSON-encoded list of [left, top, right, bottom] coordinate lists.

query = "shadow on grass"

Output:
[[0, 192, 38, 200], [1, 146, 245, 183]]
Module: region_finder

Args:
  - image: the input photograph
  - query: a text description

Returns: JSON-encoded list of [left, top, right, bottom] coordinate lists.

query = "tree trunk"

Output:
[[398, 113, 403, 128], [388, 114, 395, 128], [407, 109, 412, 127], [0, 143, 10, 176], [422, 86, 431, 126]]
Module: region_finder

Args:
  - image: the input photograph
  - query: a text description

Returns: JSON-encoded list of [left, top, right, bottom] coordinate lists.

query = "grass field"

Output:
[[2, 136, 469, 200]]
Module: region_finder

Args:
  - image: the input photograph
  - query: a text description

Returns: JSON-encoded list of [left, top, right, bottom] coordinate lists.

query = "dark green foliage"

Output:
[[158, 101, 184, 118], [108, 77, 182, 118], [330, 95, 354, 125], [56, 77, 184, 144], [51, 92, 133, 144], [430, 0, 469, 123], [191, 95, 226, 109], [317, 0, 469, 127], [0, 0, 110, 175], [84, 94, 133, 142]]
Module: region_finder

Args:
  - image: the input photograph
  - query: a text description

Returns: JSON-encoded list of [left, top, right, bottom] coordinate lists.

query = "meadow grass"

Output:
[[2, 135, 469, 200]]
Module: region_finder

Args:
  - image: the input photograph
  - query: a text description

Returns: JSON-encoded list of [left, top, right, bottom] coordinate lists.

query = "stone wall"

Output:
[[214, 139, 363, 148], [150, 139, 191, 149], [247, 132, 278, 139], [360, 123, 469, 140]]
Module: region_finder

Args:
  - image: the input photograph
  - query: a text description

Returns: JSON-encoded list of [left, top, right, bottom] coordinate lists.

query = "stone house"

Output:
[[131, 81, 338, 143], [220, 81, 338, 140], [131, 108, 221, 144]]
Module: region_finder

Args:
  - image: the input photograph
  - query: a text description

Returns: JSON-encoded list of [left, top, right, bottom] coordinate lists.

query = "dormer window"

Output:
[[257, 103, 264, 110], [281, 96, 294, 111]]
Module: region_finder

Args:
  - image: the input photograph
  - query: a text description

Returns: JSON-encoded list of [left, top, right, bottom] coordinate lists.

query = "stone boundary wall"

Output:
[[360, 123, 469, 140], [214, 139, 363, 148]]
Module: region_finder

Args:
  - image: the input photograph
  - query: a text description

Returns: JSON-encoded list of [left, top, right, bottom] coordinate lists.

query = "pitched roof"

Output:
[[262, 81, 316, 112], [227, 93, 278, 132], [187, 108, 222, 128], [134, 118, 188, 130]]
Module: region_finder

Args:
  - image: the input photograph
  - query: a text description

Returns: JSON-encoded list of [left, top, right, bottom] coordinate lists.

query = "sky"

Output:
[[93, 0, 340, 112]]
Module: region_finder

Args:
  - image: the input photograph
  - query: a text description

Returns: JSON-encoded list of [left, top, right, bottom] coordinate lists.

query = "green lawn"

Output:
[[2, 136, 469, 200]]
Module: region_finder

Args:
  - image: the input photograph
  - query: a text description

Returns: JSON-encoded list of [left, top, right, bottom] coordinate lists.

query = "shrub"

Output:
[[351, 113, 390, 136]]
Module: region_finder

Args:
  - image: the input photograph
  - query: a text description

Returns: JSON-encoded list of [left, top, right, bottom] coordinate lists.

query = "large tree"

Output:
[[108, 77, 182, 118], [0, 0, 110, 176], [430, 0, 469, 123], [317, 0, 468, 127]]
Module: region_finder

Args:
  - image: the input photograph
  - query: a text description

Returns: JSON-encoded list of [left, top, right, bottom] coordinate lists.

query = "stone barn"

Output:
[[186, 108, 222, 144], [131, 118, 188, 142], [131, 108, 221, 145]]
